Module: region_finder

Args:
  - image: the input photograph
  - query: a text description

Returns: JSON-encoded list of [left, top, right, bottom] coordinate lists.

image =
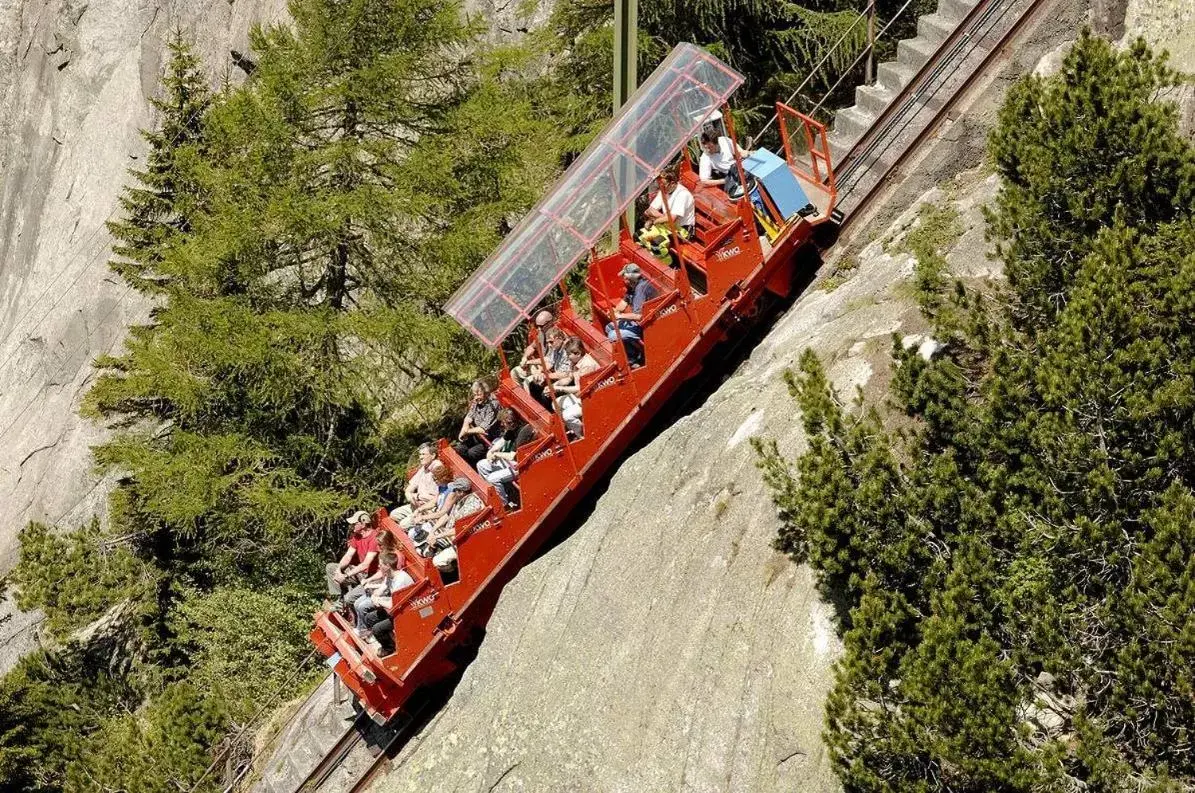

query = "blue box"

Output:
[[743, 148, 812, 221]]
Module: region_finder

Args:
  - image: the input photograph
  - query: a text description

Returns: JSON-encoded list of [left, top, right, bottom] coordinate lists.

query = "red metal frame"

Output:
[[777, 102, 836, 198], [311, 93, 839, 725]]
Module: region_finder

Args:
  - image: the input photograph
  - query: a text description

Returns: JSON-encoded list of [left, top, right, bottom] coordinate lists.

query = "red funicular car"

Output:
[[311, 43, 838, 725]]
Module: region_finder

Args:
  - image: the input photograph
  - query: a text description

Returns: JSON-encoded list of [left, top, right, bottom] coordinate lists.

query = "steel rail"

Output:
[[294, 722, 365, 793], [836, 0, 1009, 188], [836, 0, 1053, 227]]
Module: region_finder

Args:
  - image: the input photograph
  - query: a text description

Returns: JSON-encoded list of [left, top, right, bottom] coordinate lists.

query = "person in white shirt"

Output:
[[698, 131, 750, 195], [643, 172, 695, 237]]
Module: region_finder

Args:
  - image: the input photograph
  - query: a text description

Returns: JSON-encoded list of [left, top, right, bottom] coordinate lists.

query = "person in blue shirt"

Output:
[[605, 263, 658, 366]]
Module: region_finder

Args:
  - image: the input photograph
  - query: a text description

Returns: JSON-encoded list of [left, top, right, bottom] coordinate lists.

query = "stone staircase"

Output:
[[827, 0, 981, 160]]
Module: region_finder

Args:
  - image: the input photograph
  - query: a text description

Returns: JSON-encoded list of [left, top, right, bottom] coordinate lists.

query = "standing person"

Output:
[[452, 380, 501, 467], [604, 263, 658, 366], [391, 444, 441, 529], [643, 171, 695, 238], [324, 510, 381, 611]]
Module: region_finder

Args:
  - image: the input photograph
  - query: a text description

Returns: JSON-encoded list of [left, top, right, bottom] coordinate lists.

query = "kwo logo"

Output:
[[411, 592, 438, 609], [715, 245, 742, 262]]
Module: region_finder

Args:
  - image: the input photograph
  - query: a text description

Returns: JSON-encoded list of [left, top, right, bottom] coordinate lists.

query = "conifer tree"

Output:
[[987, 30, 1195, 331], [106, 30, 212, 293], [757, 32, 1195, 791]]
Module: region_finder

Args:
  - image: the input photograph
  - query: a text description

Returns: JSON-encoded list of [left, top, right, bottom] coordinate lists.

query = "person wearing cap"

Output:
[[510, 309, 556, 388], [643, 171, 695, 238], [604, 263, 659, 359], [324, 510, 381, 611]]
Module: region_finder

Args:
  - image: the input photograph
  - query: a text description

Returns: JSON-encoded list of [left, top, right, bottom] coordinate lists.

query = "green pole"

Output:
[[613, 0, 638, 242]]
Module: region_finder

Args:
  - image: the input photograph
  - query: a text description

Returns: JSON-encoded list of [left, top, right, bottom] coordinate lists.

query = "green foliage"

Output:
[[894, 201, 963, 316], [0, 649, 139, 791], [8, 520, 160, 636], [64, 682, 230, 793], [106, 29, 212, 294], [757, 34, 1195, 791], [5, 3, 580, 790], [987, 30, 1195, 332], [170, 586, 320, 718]]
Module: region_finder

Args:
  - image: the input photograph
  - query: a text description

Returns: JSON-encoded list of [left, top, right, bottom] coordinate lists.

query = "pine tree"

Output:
[[757, 32, 1195, 791], [106, 30, 212, 294], [987, 30, 1195, 332]]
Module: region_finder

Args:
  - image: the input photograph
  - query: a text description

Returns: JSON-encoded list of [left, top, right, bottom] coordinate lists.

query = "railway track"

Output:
[[283, 1, 1061, 790], [835, 0, 1054, 224]]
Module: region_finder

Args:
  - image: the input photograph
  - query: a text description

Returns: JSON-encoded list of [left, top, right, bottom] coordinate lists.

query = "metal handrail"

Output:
[[753, 0, 922, 142], [754, 9, 871, 140], [808, 0, 921, 118]]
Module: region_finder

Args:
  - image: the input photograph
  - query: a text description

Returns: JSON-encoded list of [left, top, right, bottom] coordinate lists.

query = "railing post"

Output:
[[866, 0, 876, 85]]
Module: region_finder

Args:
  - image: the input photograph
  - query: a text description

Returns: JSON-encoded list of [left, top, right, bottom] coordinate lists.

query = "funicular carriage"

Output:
[[310, 44, 839, 724]]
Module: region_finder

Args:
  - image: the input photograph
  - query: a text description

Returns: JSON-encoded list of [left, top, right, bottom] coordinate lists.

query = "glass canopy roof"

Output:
[[445, 43, 745, 347]]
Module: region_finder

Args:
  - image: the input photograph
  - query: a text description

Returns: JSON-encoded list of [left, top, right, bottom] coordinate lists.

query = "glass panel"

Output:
[[446, 43, 744, 347]]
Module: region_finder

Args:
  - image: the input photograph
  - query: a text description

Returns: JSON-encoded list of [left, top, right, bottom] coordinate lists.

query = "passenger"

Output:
[[510, 310, 556, 388], [477, 407, 538, 507], [554, 338, 601, 433], [527, 327, 572, 410], [391, 444, 442, 529], [697, 131, 751, 195], [452, 379, 501, 467], [324, 510, 381, 612], [355, 552, 415, 655], [604, 263, 658, 366], [414, 469, 480, 575], [406, 464, 463, 544], [642, 171, 695, 239]]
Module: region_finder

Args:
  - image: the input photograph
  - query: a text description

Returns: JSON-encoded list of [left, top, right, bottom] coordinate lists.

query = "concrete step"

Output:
[[854, 81, 895, 115], [917, 11, 957, 43], [877, 60, 916, 93], [939, 0, 978, 22], [832, 104, 874, 147], [897, 36, 938, 69], [826, 131, 853, 164]]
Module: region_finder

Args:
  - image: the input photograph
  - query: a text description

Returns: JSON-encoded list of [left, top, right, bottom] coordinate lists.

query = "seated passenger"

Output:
[[604, 263, 658, 366], [554, 338, 601, 434], [420, 477, 483, 575], [642, 171, 695, 239], [355, 552, 415, 655], [391, 443, 442, 529], [324, 510, 380, 612], [452, 379, 501, 467], [697, 131, 751, 195], [477, 408, 538, 507], [527, 327, 572, 410], [510, 310, 556, 388], [406, 464, 462, 543]]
